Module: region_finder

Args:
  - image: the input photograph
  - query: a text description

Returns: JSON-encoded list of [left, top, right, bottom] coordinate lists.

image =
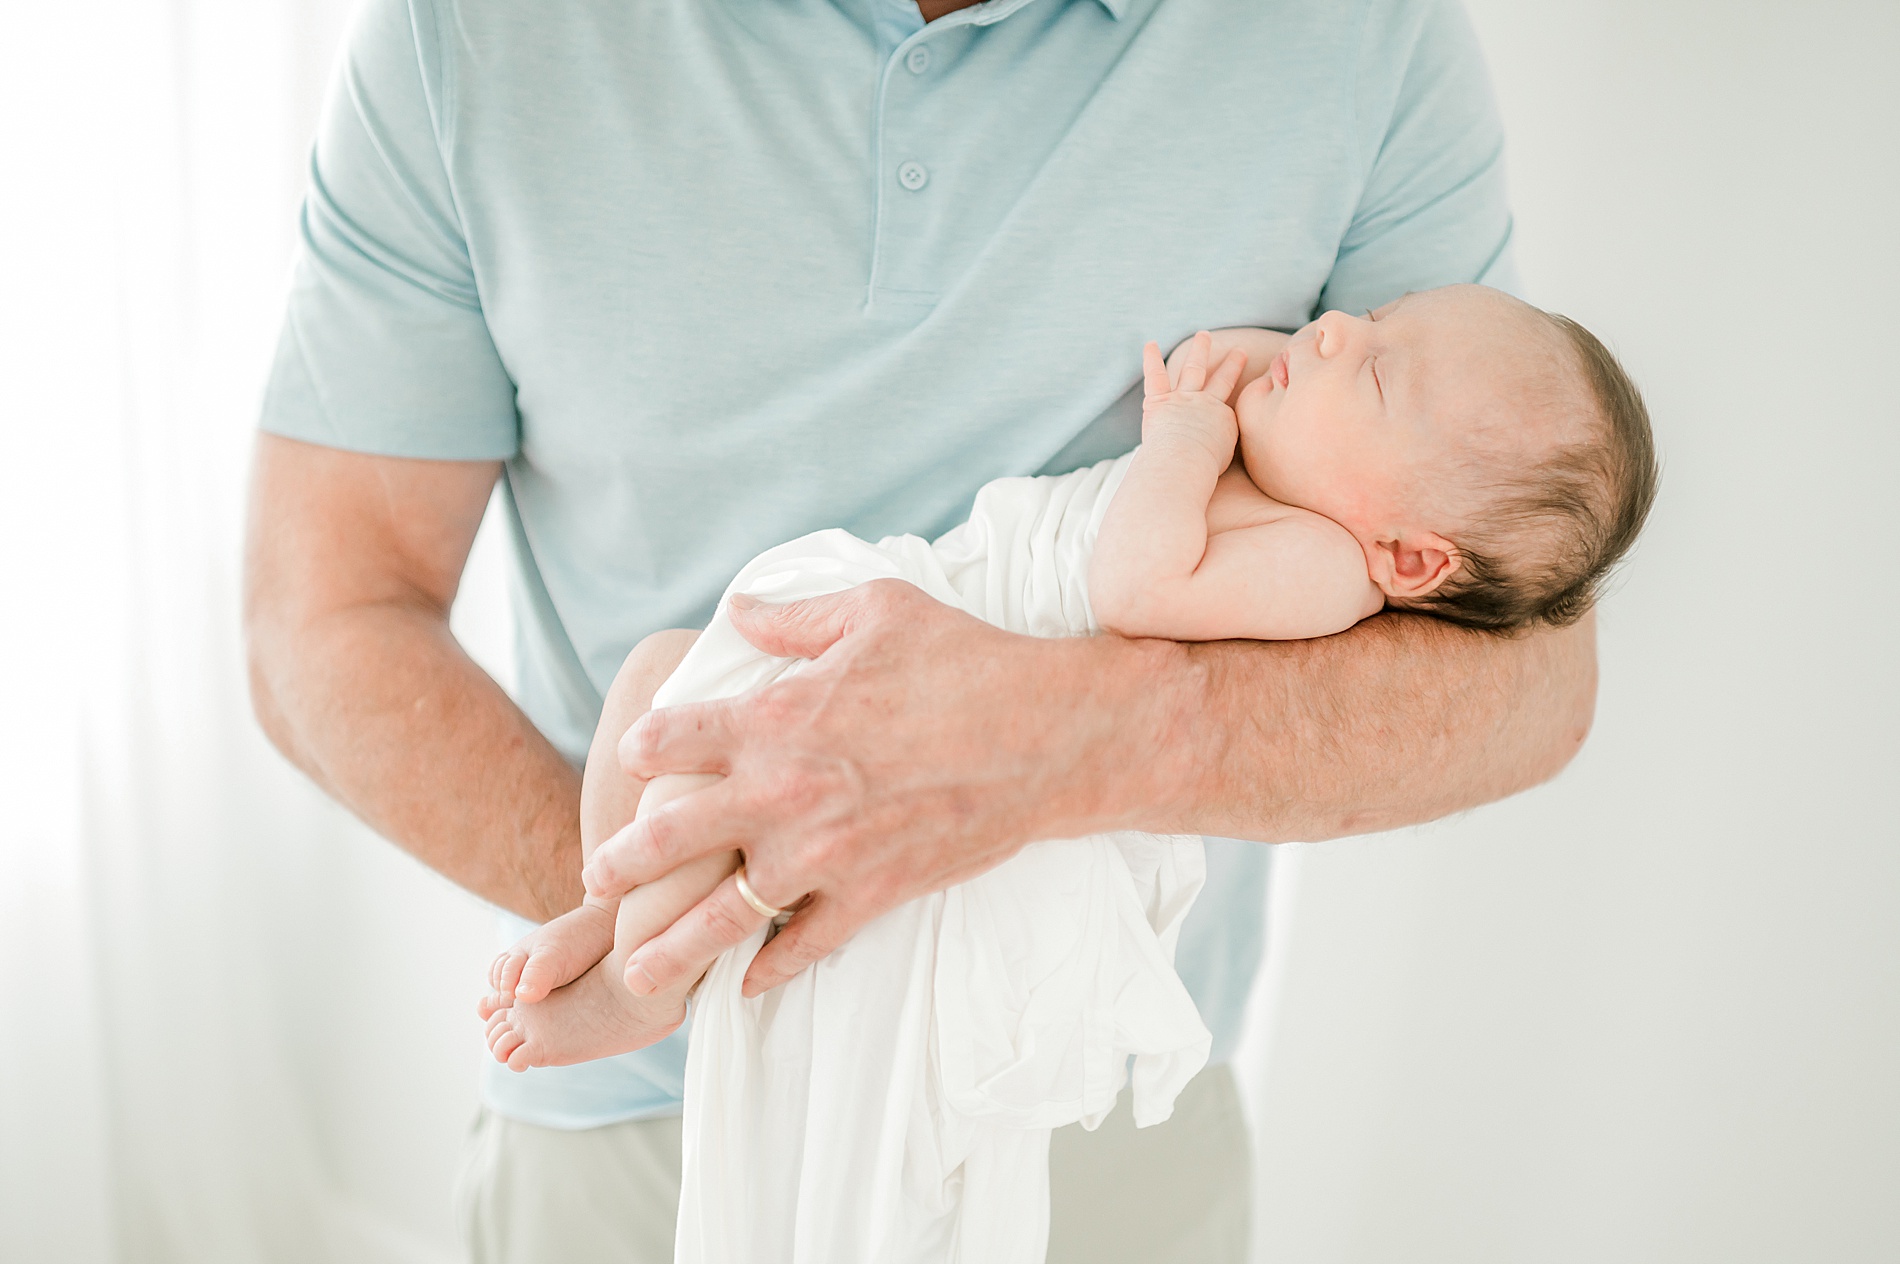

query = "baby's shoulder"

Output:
[[1207, 465, 1314, 533]]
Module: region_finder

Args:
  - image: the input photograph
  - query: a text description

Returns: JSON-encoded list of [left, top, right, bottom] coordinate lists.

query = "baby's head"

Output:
[[1234, 284, 1658, 630]]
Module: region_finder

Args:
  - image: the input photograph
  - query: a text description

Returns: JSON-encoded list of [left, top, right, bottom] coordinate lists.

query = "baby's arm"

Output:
[[1091, 334, 1382, 643], [1099, 511, 1382, 641]]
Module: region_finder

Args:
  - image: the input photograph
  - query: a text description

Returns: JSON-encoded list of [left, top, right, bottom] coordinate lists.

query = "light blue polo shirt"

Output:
[[263, 0, 1517, 1128]]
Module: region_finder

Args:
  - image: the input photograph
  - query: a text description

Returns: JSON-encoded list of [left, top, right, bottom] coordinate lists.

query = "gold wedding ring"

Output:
[[734, 865, 787, 919]]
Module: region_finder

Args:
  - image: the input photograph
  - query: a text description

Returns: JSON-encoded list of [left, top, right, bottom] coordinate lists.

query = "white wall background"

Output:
[[1240, 3, 1900, 1261], [2, 3, 501, 1261], [2, 3, 1894, 1263]]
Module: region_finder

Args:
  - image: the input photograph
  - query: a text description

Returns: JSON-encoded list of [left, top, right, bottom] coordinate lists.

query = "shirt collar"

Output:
[[878, 0, 1128, 29], [993, 0, 1127, 22]]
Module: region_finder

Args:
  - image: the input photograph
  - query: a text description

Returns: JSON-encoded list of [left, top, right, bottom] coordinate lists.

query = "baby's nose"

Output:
[[1312, 309, 1360, 357]]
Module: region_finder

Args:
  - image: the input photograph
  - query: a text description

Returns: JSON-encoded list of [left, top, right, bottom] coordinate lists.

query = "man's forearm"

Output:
[[1101, 609, 1597, 843], [250, 598, 584, 922], [582, 580, 1596, 997]]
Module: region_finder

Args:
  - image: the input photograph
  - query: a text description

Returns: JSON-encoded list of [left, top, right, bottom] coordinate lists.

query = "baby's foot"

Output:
[[484, 951, 691, 1072], [477, 902, 616, 1019]]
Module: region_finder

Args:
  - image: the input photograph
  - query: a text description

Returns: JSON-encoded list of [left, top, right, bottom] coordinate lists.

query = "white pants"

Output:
[[457, 1064, 1251, 1264]]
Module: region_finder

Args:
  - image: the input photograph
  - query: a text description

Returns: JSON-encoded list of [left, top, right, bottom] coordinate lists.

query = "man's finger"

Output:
[[620, 697, 740, 779], [741, 894, 862, 997], [582, 782, 753, 899], [725, 582, 891, 661], [622, 876, 770, 995]]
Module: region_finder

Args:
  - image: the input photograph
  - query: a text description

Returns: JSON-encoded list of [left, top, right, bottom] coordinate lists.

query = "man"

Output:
[[244, 0, 1593, 1259]]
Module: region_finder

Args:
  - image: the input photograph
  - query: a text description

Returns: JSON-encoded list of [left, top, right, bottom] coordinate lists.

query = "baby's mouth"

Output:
[[1271, 348, 1291, 389]]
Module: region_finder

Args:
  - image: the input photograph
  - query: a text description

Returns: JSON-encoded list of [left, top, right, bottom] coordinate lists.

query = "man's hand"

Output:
[[580, 581, 1192, 998]]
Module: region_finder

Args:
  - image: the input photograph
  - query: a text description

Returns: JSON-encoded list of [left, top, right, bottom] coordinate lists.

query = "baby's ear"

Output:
[[1367, 533, 1460, 600]]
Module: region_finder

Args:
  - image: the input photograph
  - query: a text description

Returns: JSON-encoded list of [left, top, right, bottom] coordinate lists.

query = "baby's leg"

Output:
[[480, 629, 700, 1016], [484, 771, 739, 1070]]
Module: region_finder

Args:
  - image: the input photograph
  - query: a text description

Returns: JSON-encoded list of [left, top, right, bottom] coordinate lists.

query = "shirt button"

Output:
[[906, 46, 931, 74], [897, 161, 929, 191]]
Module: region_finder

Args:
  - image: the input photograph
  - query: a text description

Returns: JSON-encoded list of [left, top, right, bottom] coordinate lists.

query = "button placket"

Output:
[[868, 32, 955, 310], [890, 36, 934, 196], [864, 0, 1053, 312]]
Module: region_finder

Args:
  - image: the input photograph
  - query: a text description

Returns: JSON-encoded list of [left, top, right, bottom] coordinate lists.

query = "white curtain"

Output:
[[1, 4, 508, 1261]]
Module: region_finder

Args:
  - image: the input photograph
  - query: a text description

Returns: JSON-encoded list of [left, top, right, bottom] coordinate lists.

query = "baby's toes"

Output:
[[495, 949, 531, 1003], [485, 1008, 538, 1072], [485, 1010, 520, 1061], [515, 946, 569, 1004]]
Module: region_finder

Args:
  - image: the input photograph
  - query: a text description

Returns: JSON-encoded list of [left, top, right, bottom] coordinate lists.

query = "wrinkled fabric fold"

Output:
[[661, 455, 1211, 1264]]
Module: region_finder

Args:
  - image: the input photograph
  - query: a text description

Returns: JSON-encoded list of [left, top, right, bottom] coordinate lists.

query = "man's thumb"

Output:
[[727, 589, 855, 660]]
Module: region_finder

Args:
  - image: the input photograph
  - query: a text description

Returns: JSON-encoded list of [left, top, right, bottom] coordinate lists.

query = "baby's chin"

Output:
[[1232, 389, 1274, 437], [1233, 420, 1272, 469], [1234, 444, 1279, 496], [1235, 431, 1305, 502]]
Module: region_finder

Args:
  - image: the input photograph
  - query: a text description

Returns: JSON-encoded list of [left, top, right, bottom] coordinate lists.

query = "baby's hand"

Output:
[[1141, 332, 1246, 465]]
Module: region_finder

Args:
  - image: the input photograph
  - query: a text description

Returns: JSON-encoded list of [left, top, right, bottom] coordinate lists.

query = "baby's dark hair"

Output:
[[1412, 312, 1659, 631]]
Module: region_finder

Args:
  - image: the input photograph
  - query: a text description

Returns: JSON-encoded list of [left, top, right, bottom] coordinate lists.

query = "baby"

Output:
[[479, 282, 1658, 1071]]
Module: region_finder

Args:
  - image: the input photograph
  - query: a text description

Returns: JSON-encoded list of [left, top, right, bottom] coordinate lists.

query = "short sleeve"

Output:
[[1317, 0, 1523, 316], [259, 0, 519, 460]]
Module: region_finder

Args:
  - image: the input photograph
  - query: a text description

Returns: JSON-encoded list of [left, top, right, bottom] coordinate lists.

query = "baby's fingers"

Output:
[[1206, 347, 1247, 403], [1141, 341, 1170, 398], [1175, 331, 1212, 393]]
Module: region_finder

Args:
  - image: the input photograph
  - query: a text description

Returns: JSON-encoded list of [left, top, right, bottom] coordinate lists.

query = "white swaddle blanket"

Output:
[[652, 453, 1212, 1264]]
